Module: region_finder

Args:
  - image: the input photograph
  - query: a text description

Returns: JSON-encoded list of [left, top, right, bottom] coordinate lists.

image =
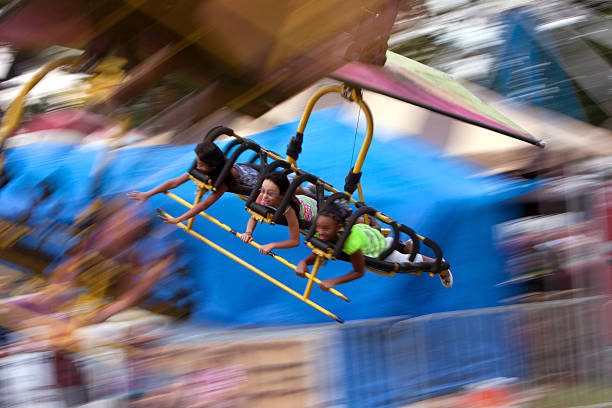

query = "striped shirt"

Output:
[[281, 195, 317, 221], [295, 195, 317, 221]]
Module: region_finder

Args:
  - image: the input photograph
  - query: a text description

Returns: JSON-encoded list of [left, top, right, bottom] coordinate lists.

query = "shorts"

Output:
[[383, 237, 423, 263]]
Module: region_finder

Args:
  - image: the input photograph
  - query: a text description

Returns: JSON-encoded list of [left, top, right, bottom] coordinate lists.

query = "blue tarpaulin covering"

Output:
[[2, 107, 535, 325]]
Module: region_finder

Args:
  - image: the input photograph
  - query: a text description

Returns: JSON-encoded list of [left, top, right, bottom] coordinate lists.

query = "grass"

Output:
[[531, 382, 612, 407]]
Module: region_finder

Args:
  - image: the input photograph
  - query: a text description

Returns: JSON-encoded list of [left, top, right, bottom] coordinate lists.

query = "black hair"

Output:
[[194, 141, 228, 185], [264, 171, 300, 215], [265, 171, 289, 194], [318, 202, 346, 225]]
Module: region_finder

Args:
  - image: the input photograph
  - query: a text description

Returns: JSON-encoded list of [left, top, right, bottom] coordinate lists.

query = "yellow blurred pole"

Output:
[[287, 85, 344, 166], [303, 255, 322, 300], [158, 209, 343, 323], [349, 96, 374, 175], [186, 188, 205, 231], [295, 85, 343, 136], [165, 191, 350, 302]]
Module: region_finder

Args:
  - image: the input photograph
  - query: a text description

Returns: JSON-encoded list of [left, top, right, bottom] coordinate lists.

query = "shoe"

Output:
[[440, 269, 453, 289]]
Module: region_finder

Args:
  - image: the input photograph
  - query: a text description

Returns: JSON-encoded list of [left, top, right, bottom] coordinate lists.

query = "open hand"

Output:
[[157, 214, 179, 224], [127, 191, 149, 204]]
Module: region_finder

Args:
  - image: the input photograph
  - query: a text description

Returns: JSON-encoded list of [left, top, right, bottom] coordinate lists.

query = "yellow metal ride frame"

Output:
[[161, 84, 381, 323]]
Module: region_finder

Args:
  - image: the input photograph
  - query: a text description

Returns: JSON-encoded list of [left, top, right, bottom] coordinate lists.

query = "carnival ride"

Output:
[[0, 0, 545, 325], [154, 78, 542, 322]]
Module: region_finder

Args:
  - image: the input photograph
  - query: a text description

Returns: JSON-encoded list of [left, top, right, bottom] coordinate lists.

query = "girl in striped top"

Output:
[[241, 172, 317, 255]]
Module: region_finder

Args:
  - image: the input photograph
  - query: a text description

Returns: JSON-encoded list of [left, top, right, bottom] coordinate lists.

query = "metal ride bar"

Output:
[[187, 175, 250, 207], [291, 84, 374, 182], [164, 191, 350, 303], [288, 84, 374, 222], [305, 242, 437, 279], [364, 265, 433, 278], [213, 128, 379, 224], [222, 131, 403, 229], [157, 209, 343, 323], [243, 206, 309, 237]]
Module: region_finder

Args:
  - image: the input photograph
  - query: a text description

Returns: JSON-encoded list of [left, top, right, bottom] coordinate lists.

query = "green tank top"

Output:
[[342, 224, 386, 257]]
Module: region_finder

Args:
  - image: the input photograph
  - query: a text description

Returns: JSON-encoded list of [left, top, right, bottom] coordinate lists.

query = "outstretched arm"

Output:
[[296, 251, 317, 277], [159, 184, 228, 224], [241, 191, 263, 243], [241, 216, 257, 243], [259, 208, 300, 254], [320, 250, 365, 291], [128, 173, 190, 203]]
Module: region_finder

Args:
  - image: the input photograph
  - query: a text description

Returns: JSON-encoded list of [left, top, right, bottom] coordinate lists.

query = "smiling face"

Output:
[[316, 214, 342, 243], [259, 179, 282, 207]]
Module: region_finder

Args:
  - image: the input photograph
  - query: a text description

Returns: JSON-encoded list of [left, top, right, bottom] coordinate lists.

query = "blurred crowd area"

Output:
[[0, 0, 609, 407], [392, 0, 612, 330], [494, 157, 612, 303], [0, 0, 609, 134], [391, 0, 611, 130], [0, 297, 610, 407]]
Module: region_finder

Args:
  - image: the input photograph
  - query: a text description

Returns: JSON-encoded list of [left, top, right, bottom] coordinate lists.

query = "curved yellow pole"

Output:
[[349, 95, 374, 175], [0, 56, 80, 146], [343, 91, 373, 214], [296, 86, 373, 174], [290, 85, 374, 199], [287, 85, 344, 166], [295, 85, 343, 135]]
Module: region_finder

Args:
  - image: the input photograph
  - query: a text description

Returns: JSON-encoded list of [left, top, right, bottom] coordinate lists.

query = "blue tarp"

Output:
[[2, 107, 535, 325]]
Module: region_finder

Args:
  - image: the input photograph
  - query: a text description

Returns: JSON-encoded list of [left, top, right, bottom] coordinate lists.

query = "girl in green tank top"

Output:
[[296, 203, 453, 291], [296, 203, 380, 292]]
